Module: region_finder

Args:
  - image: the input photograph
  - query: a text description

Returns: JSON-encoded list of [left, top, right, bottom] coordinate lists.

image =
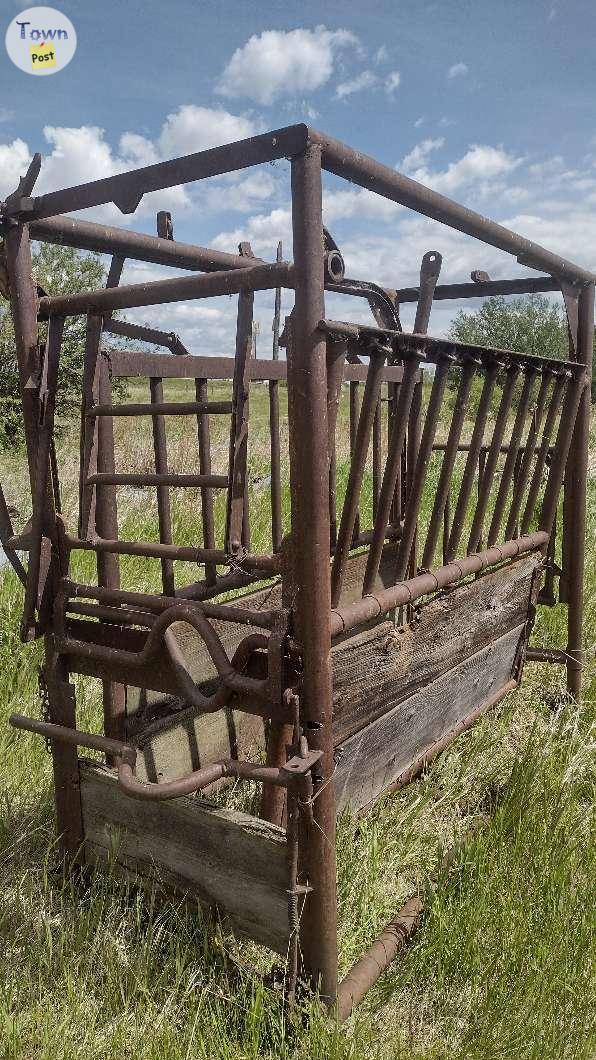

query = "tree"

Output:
[[0, 242, 106, 448], [447, 294, 596, 406]]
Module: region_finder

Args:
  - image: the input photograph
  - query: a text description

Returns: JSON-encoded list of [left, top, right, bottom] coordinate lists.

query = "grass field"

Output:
[[0, 381, 594, 1059]]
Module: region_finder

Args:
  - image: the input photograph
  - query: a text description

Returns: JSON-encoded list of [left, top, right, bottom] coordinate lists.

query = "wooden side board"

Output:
[[80, 763, 290, 954], [331, 553, 539, 743], [333, 623, 524, 813]]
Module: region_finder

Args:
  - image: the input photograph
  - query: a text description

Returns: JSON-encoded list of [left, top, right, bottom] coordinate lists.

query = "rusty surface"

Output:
[[1, 124, 590, 1015]]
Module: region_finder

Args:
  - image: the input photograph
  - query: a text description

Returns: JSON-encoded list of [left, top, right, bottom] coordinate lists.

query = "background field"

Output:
[[0, 384, 594, 1060]]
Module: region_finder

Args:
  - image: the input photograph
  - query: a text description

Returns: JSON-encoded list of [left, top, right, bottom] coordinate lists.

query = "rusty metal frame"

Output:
[[2, 124, 592, 1018]]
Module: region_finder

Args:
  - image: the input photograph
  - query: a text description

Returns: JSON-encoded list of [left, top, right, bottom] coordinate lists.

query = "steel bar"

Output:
[[288, 144, 338, 1002], [104, 347, 405, 383], [87, 400, 232, 417], [331, 351, 387, 606], [95, 349, 127, 743], [487, 369, 537, 546], [195, 379, 217, 583], [65, 534, 279, 570], [422, 360, 476, 569], [269, 378, 283, 551], [331, 533, 548, 638], [85, 473, 228, 488], [150, 378, 175, 596], [30, 215, 260, 273], [104, 318, 189, 356], [326, 340, 348, 548], [446, 364, 499, 561], [363, 360, 421, 594], [21, 315, 64, 640], [396, 332, 579, 374], [37, 262, 293, 319], [3, 223, 42, 491], [348, 380, 361, 543], [504, 373, 552, 539], [311, 129, 595, 283], [520, 375, 567, 534], [393, 275, 559, 302], [539, 368, 587, 542], [62, 580, 278, 629], [393, 359, 451, 582], [225, 269, 254, 552], [467, 366, 519, 554], [21, 125, 310, 221], [526, 647, 568, 664], [563, 283, 594, 697], [335, 897, 423, 1021], [272, 240, 283, 359], [372, 396, 382, 520]]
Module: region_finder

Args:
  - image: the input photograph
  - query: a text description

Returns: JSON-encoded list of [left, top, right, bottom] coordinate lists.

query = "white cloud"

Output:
[[406, 143, 523, 195], [158, 105, 257, 157], [414, 117, 425, 128], [385, 71, 401, 97], [448, 62, 468, 79], [335, 70, 377, 100], [0, 107, 270, 222], [216, 26, 358, 105], [375, 45, 388, 64], [401, 138, 445, 172]]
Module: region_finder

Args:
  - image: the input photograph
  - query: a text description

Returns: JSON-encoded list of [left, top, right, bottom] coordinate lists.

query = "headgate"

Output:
[[2, 125, 592, 1017]]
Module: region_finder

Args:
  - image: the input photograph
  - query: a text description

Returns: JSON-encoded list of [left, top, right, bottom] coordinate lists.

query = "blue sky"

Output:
[[1, 0, 595, 350]]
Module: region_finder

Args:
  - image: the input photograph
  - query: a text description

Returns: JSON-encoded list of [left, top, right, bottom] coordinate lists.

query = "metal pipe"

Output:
[[487, 369, 537, 546], [311, 129, 595, 283], [422, 360, 476, 569], [525, 647, 567, 665], [330, 533, 548, 638], [363, 360, 421, 594], [150, 377, 175, 596], [65, 534, 279, 570], [195, 378, 217, 584], [393, 275, 560, 302], [85, 472, 228, 488], [334, 897, 423, 1021], [87, 400, 232, 417], [393, 358, 451, 582], [331, 351, 387, 605], [288, 144, 338, 1003], [37, 261, 294, 318]]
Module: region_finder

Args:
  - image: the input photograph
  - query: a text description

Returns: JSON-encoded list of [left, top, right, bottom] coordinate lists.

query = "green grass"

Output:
[[0, 388, 594, 1059]]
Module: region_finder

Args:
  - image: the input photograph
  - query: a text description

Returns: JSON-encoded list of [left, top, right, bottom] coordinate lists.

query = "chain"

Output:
[[37, 667, 52, 753]]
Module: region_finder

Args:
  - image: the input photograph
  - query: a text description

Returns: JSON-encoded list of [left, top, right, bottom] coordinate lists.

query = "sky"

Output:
[[1, 0, 596, 351]]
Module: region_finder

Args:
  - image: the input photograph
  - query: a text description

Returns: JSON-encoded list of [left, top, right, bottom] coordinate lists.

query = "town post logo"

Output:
[[5, 7, 76, 76]]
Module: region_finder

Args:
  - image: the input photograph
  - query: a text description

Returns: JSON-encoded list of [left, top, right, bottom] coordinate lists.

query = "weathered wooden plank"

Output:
[[334, 623, 524, 813], [80, 763, 289, 953], [332, 553, 539, 743]]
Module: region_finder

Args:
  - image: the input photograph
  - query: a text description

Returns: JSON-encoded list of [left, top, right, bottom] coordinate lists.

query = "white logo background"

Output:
[[5, 6, 76, 76]]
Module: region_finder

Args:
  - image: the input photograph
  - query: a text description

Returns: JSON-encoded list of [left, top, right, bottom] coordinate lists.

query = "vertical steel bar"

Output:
[[269, 378, 283, 551], [326, 340, 347, 549], [150, 377, 175, 595], [349, 381, 361, 542], [363, 360, 420, 595], [44, 641, 84, 860], [331, 350, 387, 606], [467, 366, 519, 554], [288, 144, 337, 1003], [226, 288, 254, 552], [446, 365, 498, 560], [372, 394, 382, 521], [540, 370, 587, 541], [21, 314, 64, 640], [504, 371, 552, 539], [421, 360, 475, 569], [520, 374, 567, 535], [487, 369, 537, 546], [272, 240, 282, 361], [195, 378, 217, 583], [96, 354, 125, 742], [393, 358, 450, 582], [562, 282, 594, 697]]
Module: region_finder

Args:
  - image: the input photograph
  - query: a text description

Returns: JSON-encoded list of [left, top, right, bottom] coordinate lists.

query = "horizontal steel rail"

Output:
[[85, 473, 228, 488], [329, 533, 548, 638], [86, 400, 233, 418], [38, 261, 293, 318]]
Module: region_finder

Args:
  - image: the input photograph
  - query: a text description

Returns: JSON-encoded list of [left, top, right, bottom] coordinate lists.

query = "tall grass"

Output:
[[0, 387, 594, 1059]]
